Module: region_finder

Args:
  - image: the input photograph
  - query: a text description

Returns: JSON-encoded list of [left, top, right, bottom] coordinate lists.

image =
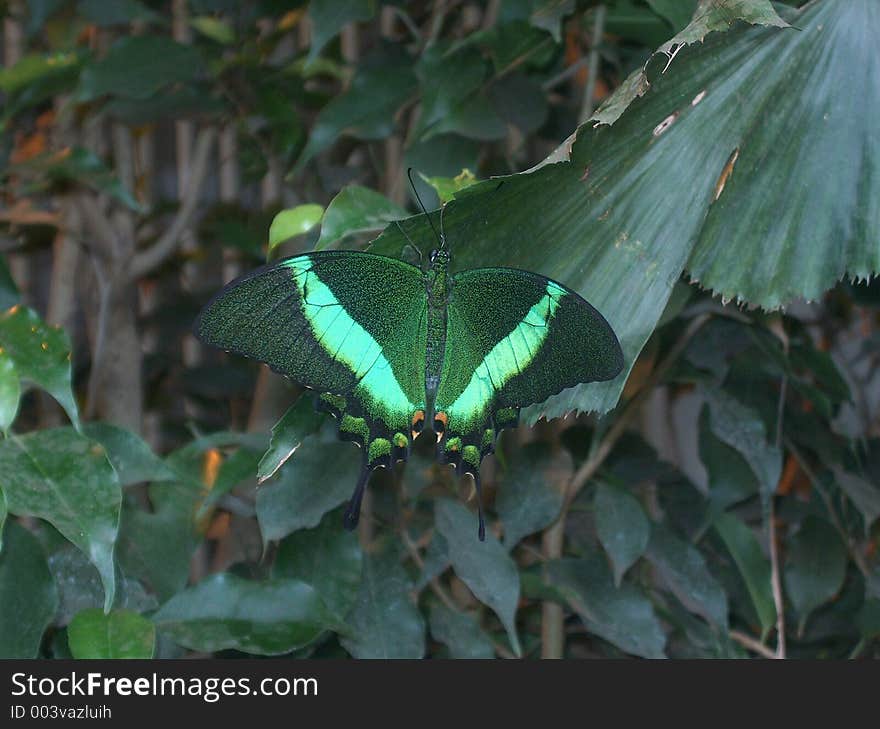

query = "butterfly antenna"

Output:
[[438, 202, 447, 251], [407, 167, 443, 248], [394, 221, 423, 267]]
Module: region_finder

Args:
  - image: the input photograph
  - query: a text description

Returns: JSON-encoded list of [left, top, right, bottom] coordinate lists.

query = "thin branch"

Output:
[[127, 127, 216, 281], [730, 629, 777, 660], [75, 193, 120, 266], [768, 506, 785, 658]]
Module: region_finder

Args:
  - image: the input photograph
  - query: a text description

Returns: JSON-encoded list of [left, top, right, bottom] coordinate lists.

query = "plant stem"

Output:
[[730, 629, 777, 659]]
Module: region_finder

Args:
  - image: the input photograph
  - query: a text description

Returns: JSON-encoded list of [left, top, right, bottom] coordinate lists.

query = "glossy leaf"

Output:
[[428, 602, 495, 659], [256, 427, 361, 542], [645, 523, 728, 629], [153, 574, 334, 655], [268, 205, 325, 252], [68, 608, 155, 659], [435, 500, 521, 656], [257, 396, 324, 483], [496, 442, 568, 549], [783, 516, 847, 630], [273, 508, 362, 623], [316, 186, 408, 250], [340, 549, 425, 659], [372, 0, 878, 420], [0, 428, 120, 611], [0, 349, 21, 434], [713, 512, 775, 638], [0, 521, 58, 658], [0, 305, 80, 429], [83, 423, 177, 487], [544, 555, 666, 658], [594, 483, 650, 586], [421, 169, 479, 204]]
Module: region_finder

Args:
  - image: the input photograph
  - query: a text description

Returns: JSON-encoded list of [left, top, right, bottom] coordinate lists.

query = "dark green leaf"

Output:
[[0, 521, 58, 658], [428, 602, 495, 659], [0, 52, 80, 94], [297, 47, 415, 167], [646, 0, 698, 31], [496, 442, 569, 549], [48, 545, 156, 625], [308, 0, 377, 61], [833, 468, 880, 533], [435, 499, 521, 655], [0, 305, 79, 428], [68, 608, 155, 659], [594, 482, 650, 586], [153, 574, 334, 655], [0, 428, 120, 611], [340, 548, 425, 659], [257, 396, 325, 483], [713, 512, 775, 638], [487, 72, 548, 135], [83, 423, 176, 486], [273, 508, 362, 623], [703, 387, 781, 516], [699, 405, 759, 513], [544, 555, 666, 658], [316, 186, 408, 251], [116, 481, 200, 602], [78, 0, 162, 26], [857, 599, 880, 640], [645, 522, 728, 629], [0, 349, 21, 434], [500, 0, 574, 42], [78, 36, 202, 100], [256, 427, 361, 542], [783, 516, 847, 630]]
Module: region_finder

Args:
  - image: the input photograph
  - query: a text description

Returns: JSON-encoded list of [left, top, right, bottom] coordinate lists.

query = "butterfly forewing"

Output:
[[195, 251, 428, 458]]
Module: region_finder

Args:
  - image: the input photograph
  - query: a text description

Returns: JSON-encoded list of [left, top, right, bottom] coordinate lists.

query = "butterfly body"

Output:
[[195, 242, 623, 540]]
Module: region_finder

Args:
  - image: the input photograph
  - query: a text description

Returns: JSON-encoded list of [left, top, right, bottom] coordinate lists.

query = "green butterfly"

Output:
[[195, 211, 623, 540]]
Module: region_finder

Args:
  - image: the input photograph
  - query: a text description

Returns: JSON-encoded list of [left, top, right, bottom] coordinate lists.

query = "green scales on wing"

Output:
[[195, 246, 623, 541]]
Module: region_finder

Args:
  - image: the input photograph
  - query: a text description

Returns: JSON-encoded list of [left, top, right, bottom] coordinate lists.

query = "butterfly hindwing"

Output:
[[195, 251, 428, 525], [434, 267, 623, 475]]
